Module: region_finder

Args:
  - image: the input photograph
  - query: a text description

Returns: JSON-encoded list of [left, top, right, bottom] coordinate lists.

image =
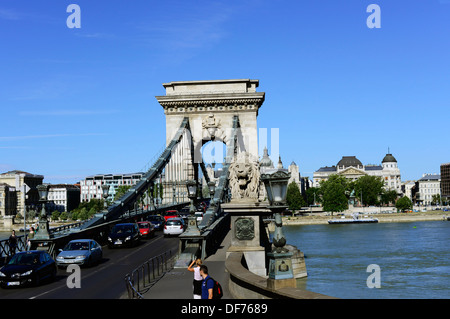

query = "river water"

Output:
[[285, 220, 450, 299]]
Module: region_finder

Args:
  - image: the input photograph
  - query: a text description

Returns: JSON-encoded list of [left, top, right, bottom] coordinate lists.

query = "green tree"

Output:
[[79, 207, 89, 221], [320, 175, 349, 215], [431, 194, 441, 205], [60, 211, 68, 221], [305, 187, 321, 206], [51, 211, 60, 221], [380, 189, 398, 206], [286, 182, 306, 212], [354, 175, 384, 206], [395, 196, 412, 212], [114, 185, 132, 201]]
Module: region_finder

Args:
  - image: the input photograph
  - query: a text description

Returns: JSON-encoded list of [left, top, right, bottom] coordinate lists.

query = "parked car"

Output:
[[137, 221, 155, 238], [56, 239, 103, 268], [163, 210, 179, 221], [163, 217, 185, 237], [0, 251, 56, 288], [147, 215, 165, 230], [108, 223, 141, 248]]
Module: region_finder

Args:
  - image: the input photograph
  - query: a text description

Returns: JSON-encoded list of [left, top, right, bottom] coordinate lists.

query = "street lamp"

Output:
[[261, 169, 295, 284], [208, 181, 216, 199], [261, 169, 290, 253], [34, 184, 50, 240], [184, 180, 200, 236], [102, 184, 110, 209]]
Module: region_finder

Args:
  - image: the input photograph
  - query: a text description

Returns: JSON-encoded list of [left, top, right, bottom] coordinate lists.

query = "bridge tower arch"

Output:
[[155, 79, 265, 187]]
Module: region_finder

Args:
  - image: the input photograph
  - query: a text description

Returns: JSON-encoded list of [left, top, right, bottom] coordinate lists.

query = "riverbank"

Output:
[[282, 211, 448, 225]]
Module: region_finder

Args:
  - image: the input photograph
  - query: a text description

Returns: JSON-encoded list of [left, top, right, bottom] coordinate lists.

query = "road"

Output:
[[0, 231, 179, 299]]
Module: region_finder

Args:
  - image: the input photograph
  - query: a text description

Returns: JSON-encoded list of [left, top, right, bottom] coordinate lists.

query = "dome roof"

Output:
[[382, 153, 397, 163], [337, 156, 362, 168], [260, 147, 274, 168]]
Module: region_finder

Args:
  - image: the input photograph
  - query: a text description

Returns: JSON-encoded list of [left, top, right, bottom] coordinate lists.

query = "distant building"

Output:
[[313, 153, 402, 194], [0, 170, 44, 215], [48, 184, 80, 212], [80, 172, 144, 202], [441, 163, 450, 202], [416, 174, 441, 205], [0, 183, 17, 217]]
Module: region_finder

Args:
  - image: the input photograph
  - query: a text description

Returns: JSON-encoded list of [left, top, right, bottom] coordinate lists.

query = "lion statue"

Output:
[[228, 152, 260, 201]]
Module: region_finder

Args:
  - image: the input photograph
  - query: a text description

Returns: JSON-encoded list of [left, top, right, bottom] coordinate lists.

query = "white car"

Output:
[[163, 218, 185, 237]]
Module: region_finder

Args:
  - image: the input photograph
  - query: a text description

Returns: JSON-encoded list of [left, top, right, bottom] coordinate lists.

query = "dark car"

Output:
[[0, 251, 57, 288], [107, 223, 141, 248], [147, 215, 165, 230]]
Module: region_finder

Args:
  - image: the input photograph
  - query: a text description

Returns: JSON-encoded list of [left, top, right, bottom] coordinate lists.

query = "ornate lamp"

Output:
[[261, 169, 295, 285], [102, 184, 110, 208], [261, 169, 290, 253], [184, 180, 200, 236], [208, 181, 216, 199], [34, 184, 50, 240]]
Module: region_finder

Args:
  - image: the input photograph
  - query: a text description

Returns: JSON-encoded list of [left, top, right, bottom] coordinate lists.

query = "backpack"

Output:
[[207, 277, 223, 299]]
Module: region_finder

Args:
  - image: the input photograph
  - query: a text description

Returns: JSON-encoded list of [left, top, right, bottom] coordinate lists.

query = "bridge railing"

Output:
[[124, 249, 178, 299]]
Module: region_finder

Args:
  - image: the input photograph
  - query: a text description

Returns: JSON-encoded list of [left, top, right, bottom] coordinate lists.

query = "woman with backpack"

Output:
[[187, 258, 203, 299]]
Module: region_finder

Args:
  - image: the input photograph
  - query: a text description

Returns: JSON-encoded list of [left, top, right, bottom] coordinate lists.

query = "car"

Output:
[[163, 217, 185, 237], [163, 210, 179, 221], [137, 221, 155, 238], [195, 211, 203, 224], [56, 239, 103, 268], [0, 251, 57, 288], [147, 215, 165, 230], [108, 223, 141, 248]]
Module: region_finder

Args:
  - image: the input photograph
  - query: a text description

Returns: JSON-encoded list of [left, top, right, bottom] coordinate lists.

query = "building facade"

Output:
[[0, 170, 44, 215], [441, 163, 450, 202], [313, 153, 402, 194], [80, 173, 144, 202], [0, 183, 17, 217], [416, 174, 441, 205], [48, 184, 80, 213]]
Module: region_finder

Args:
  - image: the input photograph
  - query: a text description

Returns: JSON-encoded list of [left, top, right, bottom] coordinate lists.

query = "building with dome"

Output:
[[313, 153, 402, 194]]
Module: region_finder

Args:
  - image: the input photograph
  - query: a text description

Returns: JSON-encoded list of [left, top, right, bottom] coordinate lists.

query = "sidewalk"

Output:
[[142, 230, 231, 299]]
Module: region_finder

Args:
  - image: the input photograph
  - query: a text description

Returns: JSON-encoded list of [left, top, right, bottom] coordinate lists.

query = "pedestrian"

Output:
[[187, 258, 203, 299], [199, 265, 214, 300], [27, 227, 35, 251], [8, 230, 18, 257]]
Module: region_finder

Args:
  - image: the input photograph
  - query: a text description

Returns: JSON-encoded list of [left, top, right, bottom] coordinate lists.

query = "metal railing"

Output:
[[124, 249, 178, 299], [0, 234, 28, 266]]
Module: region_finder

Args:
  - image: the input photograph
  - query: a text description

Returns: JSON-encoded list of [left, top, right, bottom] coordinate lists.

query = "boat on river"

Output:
[[328, 213, 378, 224]]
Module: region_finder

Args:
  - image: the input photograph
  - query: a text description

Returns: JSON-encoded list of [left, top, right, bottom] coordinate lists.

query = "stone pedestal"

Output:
[[223, 200, 271, 277], [3, 215, 15, 230]]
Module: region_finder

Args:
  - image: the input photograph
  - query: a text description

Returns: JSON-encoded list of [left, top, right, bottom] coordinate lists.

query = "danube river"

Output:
[[285, 220, 450, 299]]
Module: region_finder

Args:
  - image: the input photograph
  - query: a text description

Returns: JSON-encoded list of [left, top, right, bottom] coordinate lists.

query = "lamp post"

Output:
[[208, 181, 216, 200], [101, 184, 110, 218], [184, 179, 200, 236], [261, 169, 296, 287], [34, 184, 50, 240]]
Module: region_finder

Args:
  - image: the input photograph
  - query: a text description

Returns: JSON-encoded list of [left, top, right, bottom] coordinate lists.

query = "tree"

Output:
[[305, 187, 321, 206], [354, 175, 384, 206], [286, 182, 306, 212], [51, 211, 60, 221], [114, 185, 132, 201], [431, 194, 441, 205], [396, 196, 412, 212], [320, 175, 349, 215], [380, 189, 398, 206], [60, 212, 68, 221], [79, 207, 89, 221]]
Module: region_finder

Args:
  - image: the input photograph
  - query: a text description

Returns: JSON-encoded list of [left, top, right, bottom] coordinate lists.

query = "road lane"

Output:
[[0, 232, 179, 299]]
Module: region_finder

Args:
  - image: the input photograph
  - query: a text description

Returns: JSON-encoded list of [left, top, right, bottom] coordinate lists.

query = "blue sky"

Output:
[[0, 0, 449, 184]]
